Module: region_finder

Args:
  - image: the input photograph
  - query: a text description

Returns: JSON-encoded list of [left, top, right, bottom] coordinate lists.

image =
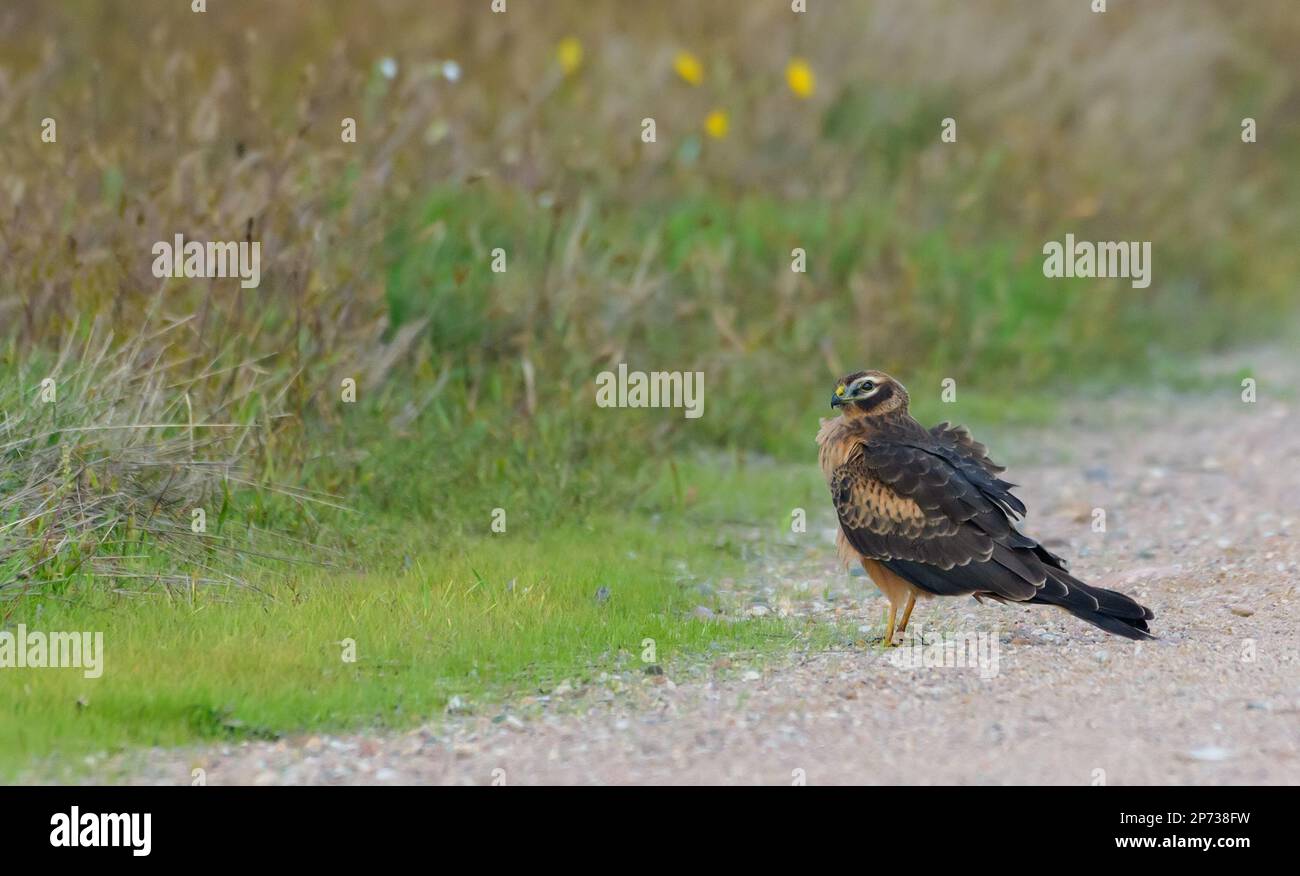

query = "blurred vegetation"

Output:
[[1, 1, 1299, 764], [2, 0, 1298, 596]]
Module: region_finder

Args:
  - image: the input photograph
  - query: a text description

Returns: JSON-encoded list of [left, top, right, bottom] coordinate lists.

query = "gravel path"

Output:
[[83, 367, 1300, 785]]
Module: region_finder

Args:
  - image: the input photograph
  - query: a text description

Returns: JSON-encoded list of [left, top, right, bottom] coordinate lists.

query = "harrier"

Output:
[[817, 370, 1154, 644]]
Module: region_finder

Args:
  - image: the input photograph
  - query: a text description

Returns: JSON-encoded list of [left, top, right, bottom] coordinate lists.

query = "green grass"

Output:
[[1, 506, 820, 776]]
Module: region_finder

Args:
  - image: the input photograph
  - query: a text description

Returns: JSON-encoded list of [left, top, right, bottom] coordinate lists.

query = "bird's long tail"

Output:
[[1028, 568, 1155, 640]]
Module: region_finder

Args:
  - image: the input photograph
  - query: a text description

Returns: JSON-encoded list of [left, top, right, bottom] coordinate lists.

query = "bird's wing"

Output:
[[928, 421, 1005, 474], [918, 427, 1073, 568], [830, 438, 1047, 600], [831, 433, 1155, 636]]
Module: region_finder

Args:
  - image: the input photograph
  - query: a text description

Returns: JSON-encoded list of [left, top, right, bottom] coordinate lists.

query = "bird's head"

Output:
[[830, 370, 909, 417]]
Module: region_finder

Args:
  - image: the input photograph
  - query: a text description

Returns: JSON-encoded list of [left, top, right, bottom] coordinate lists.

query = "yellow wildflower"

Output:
[[674, 51, 704, 86], [557, 37, 583, 76], [704, 109, 729, 139], [786, 58, 815, 98]]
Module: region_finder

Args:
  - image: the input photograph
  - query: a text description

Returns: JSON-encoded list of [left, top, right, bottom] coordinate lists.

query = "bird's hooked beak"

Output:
[[831, 384, 848, 408]]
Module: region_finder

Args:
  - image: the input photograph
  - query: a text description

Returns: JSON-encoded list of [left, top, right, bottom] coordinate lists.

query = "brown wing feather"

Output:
[[929, 421, 1005, 474], [830, 437, 1043, 601], [832, 447, 993, 569]]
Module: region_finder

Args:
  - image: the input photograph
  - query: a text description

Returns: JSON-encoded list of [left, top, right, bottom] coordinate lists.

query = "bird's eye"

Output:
[[861, 381, 874, 391]]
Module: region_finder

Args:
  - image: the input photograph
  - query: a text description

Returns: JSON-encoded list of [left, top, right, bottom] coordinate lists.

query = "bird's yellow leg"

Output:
[[897, 593, 917, 637], [882, 602, 898, 648]]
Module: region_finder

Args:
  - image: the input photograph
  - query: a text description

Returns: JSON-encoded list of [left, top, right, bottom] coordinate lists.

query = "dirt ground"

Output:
[[81, 365, 1300, 785]]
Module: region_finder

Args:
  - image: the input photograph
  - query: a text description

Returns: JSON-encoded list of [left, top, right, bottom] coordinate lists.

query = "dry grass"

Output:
[[2, 1, 1296, 355], [0, 306, 323, 603]]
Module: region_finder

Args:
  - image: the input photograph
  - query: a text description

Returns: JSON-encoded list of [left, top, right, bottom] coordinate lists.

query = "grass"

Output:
[[0, 323, 297, 597], [2, 480, 850, 778]]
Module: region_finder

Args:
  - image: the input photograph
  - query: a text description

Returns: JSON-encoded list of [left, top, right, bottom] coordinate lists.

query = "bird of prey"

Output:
[[817, 370, 1154, 644]]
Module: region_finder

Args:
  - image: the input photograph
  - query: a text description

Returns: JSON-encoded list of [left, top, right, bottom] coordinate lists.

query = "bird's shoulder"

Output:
[[926, 420, 1006, 474], [834, 415, 1027, 523]]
